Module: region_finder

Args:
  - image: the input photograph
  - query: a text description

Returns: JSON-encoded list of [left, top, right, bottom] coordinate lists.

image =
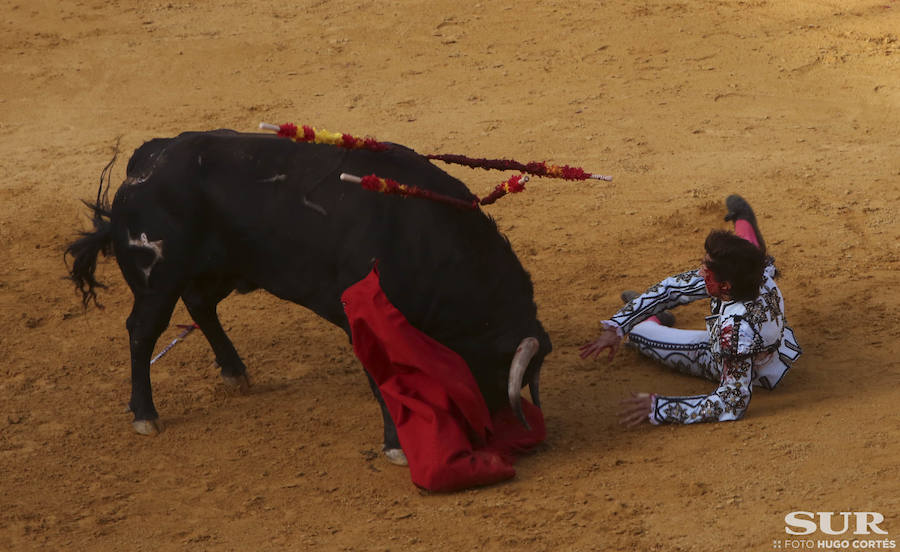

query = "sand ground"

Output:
[[1, 1, 899, 550]]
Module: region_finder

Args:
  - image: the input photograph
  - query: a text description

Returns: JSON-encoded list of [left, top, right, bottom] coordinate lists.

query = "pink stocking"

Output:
[[734, 220, 760, 249]]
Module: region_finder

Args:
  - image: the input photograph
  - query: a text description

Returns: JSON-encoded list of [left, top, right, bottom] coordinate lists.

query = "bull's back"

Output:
[[112, 130, 539, 347]]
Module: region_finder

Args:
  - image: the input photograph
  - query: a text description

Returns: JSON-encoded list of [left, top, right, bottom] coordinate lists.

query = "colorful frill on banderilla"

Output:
[[261, 122, 610, 208]]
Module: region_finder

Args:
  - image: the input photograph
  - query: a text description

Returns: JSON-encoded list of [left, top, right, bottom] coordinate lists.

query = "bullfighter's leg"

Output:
[[126, 291, 181, 435], [181, 279, 250, 389], [364, 372, 407, 466], [627, 321, 722, 383], [725, 194, 765, 253]]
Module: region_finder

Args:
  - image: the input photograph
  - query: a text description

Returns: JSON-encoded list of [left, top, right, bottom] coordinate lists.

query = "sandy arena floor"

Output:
[[1, 1, 899, 550]]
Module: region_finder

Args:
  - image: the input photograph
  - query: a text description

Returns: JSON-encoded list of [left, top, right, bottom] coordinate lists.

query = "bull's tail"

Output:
[[65, 147, 118, 308]]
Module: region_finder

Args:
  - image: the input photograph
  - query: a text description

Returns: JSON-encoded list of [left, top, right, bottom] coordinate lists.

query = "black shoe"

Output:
[[620, 290, 675, 327], [724, 194, 766, 255]]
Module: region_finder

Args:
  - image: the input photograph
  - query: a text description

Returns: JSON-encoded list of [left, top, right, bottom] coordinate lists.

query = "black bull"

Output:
[[66, 130, 551, 457]]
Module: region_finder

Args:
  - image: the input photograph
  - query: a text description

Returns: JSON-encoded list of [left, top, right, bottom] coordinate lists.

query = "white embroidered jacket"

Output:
[[606, 263, 801, 424]]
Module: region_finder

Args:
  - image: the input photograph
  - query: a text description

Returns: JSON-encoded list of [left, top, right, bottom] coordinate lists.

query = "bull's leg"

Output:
[[127, 291, 180, 435], [364, 372, 407, 466], [181, 280, 249, 389], [336, 313, 406, 466]]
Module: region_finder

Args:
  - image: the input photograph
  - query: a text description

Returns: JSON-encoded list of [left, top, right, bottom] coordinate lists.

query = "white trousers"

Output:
[[627, 320, 723, 383]]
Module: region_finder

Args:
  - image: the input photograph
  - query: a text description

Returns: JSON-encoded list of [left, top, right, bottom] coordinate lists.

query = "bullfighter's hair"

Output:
[[65, 144, 118, 308], [704, 230, 767, 302]]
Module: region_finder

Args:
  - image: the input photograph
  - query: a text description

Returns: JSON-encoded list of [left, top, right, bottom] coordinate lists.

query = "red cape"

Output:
[[341, 267, 545, 492]]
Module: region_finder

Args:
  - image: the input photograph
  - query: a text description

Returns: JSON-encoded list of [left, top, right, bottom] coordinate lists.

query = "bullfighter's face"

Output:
[[700, 255, 732, 299]]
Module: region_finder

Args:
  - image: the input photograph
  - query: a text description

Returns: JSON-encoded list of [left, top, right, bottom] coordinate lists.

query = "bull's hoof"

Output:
[[133, 419, 163, 435], [221, 372, 251, 392], [384, 448, 408, 466]]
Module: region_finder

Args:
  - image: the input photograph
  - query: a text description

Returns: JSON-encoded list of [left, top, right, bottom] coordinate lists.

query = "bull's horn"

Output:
[[508, 337, 540, 430]]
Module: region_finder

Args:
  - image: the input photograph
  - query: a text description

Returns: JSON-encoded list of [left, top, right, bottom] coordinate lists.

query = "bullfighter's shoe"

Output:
[[620, 290, 675, 327], [724, 194, 766, 255]]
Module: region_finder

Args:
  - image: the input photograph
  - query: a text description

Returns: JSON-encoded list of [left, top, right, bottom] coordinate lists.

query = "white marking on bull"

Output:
[[124, 147, 167, 186], [123, 175, 148, 186], [258, 174, 286, 183], [127, 232, 164, 283]]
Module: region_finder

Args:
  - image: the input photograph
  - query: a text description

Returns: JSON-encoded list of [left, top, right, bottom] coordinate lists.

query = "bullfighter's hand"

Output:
[[579, 327, 622, 362], [618, 392, 652, 427]]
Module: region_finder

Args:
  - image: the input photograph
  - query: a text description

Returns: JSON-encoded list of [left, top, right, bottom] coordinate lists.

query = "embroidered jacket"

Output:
[[606, 263, 801, 425]]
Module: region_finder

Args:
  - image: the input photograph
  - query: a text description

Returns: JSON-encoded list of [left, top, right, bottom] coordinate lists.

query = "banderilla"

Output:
[[150, 323, 199, 365]]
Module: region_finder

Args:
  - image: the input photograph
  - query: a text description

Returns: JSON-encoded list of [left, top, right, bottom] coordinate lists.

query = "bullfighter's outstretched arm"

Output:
[[579, 269, 709, 362], [648, 353, 753, 424], [606, 269, 709, 336]]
